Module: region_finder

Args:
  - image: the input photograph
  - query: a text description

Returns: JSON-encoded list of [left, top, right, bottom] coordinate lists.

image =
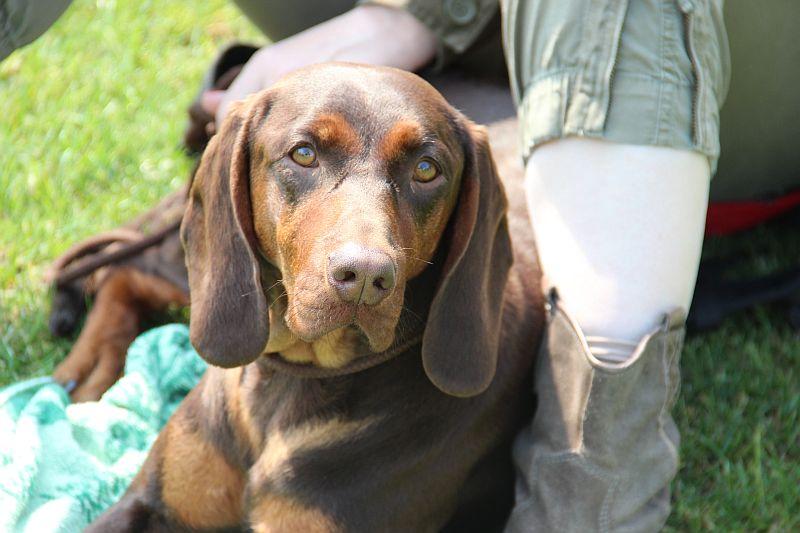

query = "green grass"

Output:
[[0, 2, 797, 530], [1, 0, 260, 381]]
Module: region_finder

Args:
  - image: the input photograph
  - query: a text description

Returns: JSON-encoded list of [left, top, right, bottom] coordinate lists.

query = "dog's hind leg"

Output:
[[53, 267, 188, 402]]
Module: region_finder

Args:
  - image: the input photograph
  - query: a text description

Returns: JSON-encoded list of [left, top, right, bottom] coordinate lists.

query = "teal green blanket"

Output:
[[0, 324, 206, 532]]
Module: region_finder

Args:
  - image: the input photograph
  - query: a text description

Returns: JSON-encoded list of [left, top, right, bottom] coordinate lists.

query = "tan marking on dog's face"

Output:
[[276, 184, 406, 358], [279, 341, 316, 364], [308, 113, 361, 155], [310, 326, 364, 367], [249, 495, 339, 533], [161, 418, 246, 529], [377, 119, 423, 162]]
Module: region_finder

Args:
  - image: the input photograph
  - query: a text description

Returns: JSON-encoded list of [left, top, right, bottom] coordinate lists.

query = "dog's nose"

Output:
[[328, 244, 396, 306]]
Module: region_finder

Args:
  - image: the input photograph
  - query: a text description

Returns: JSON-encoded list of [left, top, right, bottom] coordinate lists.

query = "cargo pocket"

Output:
[[676, 0, 729, 168]]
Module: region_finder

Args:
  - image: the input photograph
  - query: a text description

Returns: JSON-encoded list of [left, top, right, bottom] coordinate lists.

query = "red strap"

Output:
[[705, 189, 800, 236]]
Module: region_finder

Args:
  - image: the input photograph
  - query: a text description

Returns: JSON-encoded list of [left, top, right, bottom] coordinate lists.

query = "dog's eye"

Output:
[[413, 158, 440, 182], [291, 145, 317, 167]]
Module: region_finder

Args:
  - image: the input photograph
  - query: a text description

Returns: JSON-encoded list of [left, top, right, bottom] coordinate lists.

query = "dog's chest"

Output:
[[226, 359, 480, 530], [239, 369, 379, 479]]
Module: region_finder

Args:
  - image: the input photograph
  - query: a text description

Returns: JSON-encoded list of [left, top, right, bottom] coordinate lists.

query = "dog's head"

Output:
[[181, 63, 511, 396]]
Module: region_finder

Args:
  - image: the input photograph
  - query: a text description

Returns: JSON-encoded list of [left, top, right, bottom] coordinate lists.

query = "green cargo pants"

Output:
[[500, 0, 800, 201]]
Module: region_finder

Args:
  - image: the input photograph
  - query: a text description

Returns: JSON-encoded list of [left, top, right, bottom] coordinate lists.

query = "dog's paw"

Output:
[[53, 340, 127, 402]]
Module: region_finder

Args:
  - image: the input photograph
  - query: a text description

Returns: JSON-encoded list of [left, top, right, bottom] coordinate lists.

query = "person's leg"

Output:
[[232, 0, 355, 43], [501, 0, 728, 530]]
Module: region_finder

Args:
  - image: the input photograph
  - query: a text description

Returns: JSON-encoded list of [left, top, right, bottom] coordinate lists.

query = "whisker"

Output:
[[269, 291, 288, 309], [398, 247, 434, 265], [264, 278, 285, 292], [400, 305, 425, 326]]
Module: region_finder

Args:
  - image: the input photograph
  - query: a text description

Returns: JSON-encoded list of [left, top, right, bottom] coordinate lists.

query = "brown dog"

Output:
[[88, 63, 543, 532]]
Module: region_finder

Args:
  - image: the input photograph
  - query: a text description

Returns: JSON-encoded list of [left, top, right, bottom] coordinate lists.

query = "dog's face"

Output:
[[182, 63, 512, 396], [247, 65, 466, 364]]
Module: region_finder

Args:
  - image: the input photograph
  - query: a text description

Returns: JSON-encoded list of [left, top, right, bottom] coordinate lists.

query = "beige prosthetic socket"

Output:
[[506, 292, 685, 532], [524, 137, 709, 345]]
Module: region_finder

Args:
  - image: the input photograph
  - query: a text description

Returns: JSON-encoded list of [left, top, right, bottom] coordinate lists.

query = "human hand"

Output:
[[201, 5, 437, 125]]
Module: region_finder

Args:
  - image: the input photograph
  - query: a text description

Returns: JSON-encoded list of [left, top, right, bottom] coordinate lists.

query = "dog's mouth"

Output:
[[265, 252, 406, 368], [288, 299, 398, 348], [273, 291, 403, 368]]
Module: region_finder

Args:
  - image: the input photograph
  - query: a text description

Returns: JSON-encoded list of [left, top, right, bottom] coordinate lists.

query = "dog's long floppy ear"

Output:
[[180, 95, 270, 368], [422, 120, 513, 397]]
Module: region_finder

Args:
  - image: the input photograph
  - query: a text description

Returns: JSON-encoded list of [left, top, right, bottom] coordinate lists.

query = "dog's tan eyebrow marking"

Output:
[[378, 120, 424, 162], [308, 113, 360, 153]]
